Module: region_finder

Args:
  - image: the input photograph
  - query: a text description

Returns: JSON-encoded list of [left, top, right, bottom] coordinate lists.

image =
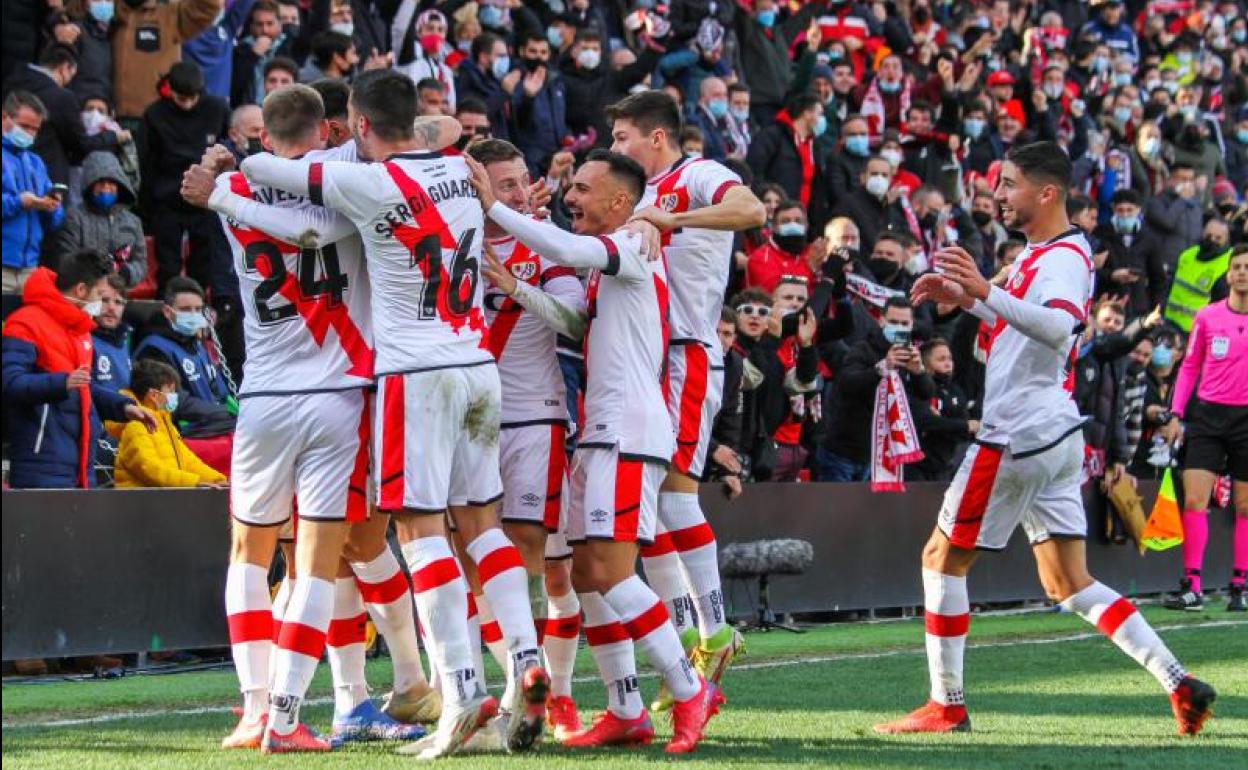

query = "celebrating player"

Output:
[[875, 142, 1216, 737], [239, 69, 548, 758], [606, 91, 766, 707], [1158, 249, 1248, 612], [467, 138, 588, 740], [467, 149, 723, 753]]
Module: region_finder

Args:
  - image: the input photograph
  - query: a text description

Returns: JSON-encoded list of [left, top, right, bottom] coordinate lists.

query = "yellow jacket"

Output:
[[114, 390, 227, 488]]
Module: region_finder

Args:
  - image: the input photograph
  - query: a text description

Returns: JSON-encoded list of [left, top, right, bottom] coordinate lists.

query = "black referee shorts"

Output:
[[1183, 399, 1248, 482]]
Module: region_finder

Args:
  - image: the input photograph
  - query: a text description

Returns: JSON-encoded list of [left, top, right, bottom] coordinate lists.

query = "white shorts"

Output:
[[375, 363, 504, 513], [499, 421, 567, 530], [667, 342, 724, 479], [937, 430, 1087, 552], [231, 389, 372, 527], [567, 446, 665, 546]]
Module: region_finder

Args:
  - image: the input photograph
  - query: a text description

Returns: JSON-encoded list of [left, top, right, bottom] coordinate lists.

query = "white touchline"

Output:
[[7, 620, 1244, 730]]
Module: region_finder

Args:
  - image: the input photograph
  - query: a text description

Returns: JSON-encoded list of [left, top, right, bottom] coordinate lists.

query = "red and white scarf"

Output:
[[871, 370, 924, 492], [846, 272, 905, 322], [860, 76, 911, 143]]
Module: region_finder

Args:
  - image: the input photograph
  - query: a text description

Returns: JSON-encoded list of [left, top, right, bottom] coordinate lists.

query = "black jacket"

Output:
[[1092, 222, 1167, 317], [138, 93, 230, 214], [1073, 331, 1135, 465], [747, 119, 831, 231], [829, 187, 907, 257], [456, 59, 511, 142], [2, 64, 120, 185], [733, 332, 818, 480], [560, 47, 659, 145], [706, 347, 744, 480], [909, 374, 973, 482]]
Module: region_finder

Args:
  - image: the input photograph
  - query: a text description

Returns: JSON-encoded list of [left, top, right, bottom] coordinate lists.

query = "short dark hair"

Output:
[[731, 288, 772, 308], [1006, 141, 1072, 195], [1111, 189, 1141, 207], [456, 96, 488, 118], [774, 199, 805, 219], [584, 149, 646, 205], [997, 238, 1026, 260], [875, 232, 908, 251], [1066, 193, 1093, 216], [720, 306, 738, 325], [130, 359, 180, 401], [1170, 160, 1194, 174], [907, 99, 933, 117], [472, 32, 502, 62], [104, 273, 128, 296], [519, 32, 550, 50], [884, 295, 912, 312], [262, 84, 325, 143], [575, 29, 602, 45], [309, 78, 351, 121], [784, 92, 821, 119], [38, 44, 78, 70], [921, 337, 950, 358], [727, 83, 749, 98], [3, 90, 46, 119], [417, 77, 445, 95], [166, 61, 205, 97], [351, 69, 418, 141], [55, 249, 112, 292], [264, 56, 299, 81], [164, 276, 205, 305], [466, 138, 524, 166], [605, 91, 683, 147], [311, 30, 354, 68], [251, 0, 280, 19], [680, 125, 703, 145]]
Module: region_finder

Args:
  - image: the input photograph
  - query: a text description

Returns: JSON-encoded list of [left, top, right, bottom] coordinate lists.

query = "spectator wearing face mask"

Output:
[[1128, 121, 1170, 198], [2, 249, 154, 489], [114, 358, 228, 488], [968, 189, 1008, 275], [300, 30, 359, 83], [1227, 107, 1248, 191], [735, 0, 827, 124], [1127, 334, 1179, 480], [506, 32, 568, 178], [50, 151, 147, 288], [907, 338, 977, 483], [706, 306, 747, 496], [2, 91, 64, 294], [457, 32, 512, 141], [91, 273, 132, 395], [138, 60, 230, 295], [1093, 189, 1165, 318], [747, 93, 830, 230], [744, 199, 820, 293], [182, 0, 257, 101], [561, 28, 662, 149], [392, 6, 456, 112], [768, 277, 820, 481], [687, 76, 737, 162], [65, 1, 122, 106], [1163, 218, 1234, 333], [232, 0, 290, 106], [659, 18, 732, 112], [133, 276, 236, 437], [1145, 162, 1203, 269], [1078, 0, 1138, 63], [828, 114, 871, 202], [112, 0, 222, 122], [829, 155, 906, 257]]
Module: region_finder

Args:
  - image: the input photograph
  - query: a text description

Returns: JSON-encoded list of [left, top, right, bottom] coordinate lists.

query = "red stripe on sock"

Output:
[[546, 615, 580, 639], [1096, 597, 1137, 638], [466, 592, 479, 618], [622, 601, 670, 640], [640, 531, 675, 558], [327, 612, 369, 647], [669, 522, 715, 552], [277, 621, 328, 660], [227, 609, 273, 644], [272, 617, 282, 643], [411, 558, 460, 593], [481, 620, 503, 644], [477, 544, 525, 584], [584, 622, 630, 646], [356, 570, 410, 605], [924, 611, 970, 637]]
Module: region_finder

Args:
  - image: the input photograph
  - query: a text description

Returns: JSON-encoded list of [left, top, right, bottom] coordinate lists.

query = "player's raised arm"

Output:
[[630, 182, 766, 233], [201, 173, 357, 249]]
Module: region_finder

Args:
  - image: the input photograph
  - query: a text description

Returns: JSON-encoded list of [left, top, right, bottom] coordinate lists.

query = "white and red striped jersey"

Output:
[[579, 231, 673, 462], [482, 234, 584, 425], [213, 161, 374, 397], [301, 150, 490, 375], [637, 155, 741, 363], [977, 228, 1095, 455]]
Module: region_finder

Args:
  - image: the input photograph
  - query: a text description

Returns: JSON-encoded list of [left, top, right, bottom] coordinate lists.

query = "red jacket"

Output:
[[745, 241, 814, 294]]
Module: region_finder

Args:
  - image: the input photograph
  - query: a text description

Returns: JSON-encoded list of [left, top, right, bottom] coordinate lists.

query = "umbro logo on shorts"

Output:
[[590, 509, 610, 524]]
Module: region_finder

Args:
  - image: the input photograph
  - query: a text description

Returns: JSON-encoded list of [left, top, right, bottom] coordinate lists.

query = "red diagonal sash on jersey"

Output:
[[652, 159, 697, 249], [485, 241, 537, 360], [381, 161, 488, 343], [227, 173, 374, 378]]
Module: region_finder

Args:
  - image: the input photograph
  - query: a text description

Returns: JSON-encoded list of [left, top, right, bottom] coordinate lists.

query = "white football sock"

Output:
[[603, 575, 699, 703], [544, 590, 581, 698], [269, 576, 334, 735], [225, 563, 272, 722], [641, 532, 696, 643], [922, 568, 969, 706], [326, 577, 370, 719], [401, 537, 478, 705], [351, 548, 428, 693], [1061, 581, 1188, 693], [580, 591, 643, 719], [661, 492, 727, 642]]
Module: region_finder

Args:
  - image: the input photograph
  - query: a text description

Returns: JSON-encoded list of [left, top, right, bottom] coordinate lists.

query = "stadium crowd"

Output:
[[3, 0, 1247, 511]]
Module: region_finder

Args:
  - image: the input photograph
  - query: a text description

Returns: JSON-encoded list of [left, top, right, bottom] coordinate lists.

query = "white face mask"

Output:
[[880, 148, 903, 168], [576, 48, 601, 69], [865, 173, 890, 198], [82, 299, 103, 317]]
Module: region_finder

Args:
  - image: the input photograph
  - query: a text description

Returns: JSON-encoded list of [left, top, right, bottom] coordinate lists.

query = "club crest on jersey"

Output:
[[182, 359, 196, 376], [1210, 336, 1230, 359], [509, 260, 538, 282], [658, 193, 681, 212]]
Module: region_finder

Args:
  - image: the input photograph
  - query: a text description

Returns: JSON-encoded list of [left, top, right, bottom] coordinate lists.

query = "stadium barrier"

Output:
[[2, 482, 1234, 660]]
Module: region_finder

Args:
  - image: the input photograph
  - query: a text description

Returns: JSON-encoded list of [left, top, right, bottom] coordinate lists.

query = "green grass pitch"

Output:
[[4, 606, 1245, 769]]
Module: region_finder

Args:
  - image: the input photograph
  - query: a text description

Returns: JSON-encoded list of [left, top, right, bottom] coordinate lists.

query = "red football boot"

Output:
[[1170, 676, 1216, 736], [221, 714, 266, 749], [546, 695, 583, 741], [666, 678, 725, 754], [261, 722, 333, 753], [873, 701, 971, 734], [561, 710, 654, 747]]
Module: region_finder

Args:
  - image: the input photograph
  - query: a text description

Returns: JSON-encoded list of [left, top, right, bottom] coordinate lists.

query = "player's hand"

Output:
[[796, 307, 817, 347], [66, 366, 92, 390], [629, 205, 678, 232], [181, 165, 216, 209], [528, 178, 552, 213], [481, 243, 517, 296], [624, 218, 662, 261], [934, 246, 990, 301], [124, 403, 158, 433], [911, 272, 969, 306], [712, 445, 742, 475], [967, 419, 981, 435], [464, 155, 497, 211], [723, 474, 743, 500], [201, 144, 238, 173]]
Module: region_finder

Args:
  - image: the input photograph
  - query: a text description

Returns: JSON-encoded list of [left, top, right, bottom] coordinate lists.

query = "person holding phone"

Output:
[[3, 91, 65, 293]]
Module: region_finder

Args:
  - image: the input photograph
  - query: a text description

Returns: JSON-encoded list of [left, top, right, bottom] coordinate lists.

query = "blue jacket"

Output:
[[1078, 19, 1139, 61], [456, 59, 512, 142], [183, 0, 257, 101], [687, 104, 730, 162], [134, 328, 230, 405], [2, 138, 65, 269], [92, 323, 133, 396], [511, 71, 568, 177]]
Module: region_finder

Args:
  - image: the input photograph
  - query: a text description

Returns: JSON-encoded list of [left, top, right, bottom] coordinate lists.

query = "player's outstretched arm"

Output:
[[630, 184, 766, 233], [482, 246, 587, 340], [239, 153, 314, 197], [205, 175, 357, 249], [487, 201, 621, 274]]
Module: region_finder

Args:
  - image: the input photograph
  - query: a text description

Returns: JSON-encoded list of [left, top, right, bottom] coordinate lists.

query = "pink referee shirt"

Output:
[[1172, 299, 1248, 417]]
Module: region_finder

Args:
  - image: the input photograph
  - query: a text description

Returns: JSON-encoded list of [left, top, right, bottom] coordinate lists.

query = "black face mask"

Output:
[[1218, 203, 1237, 218], [868, 257, 899, 282], [774, 234, 806, 256], [246, 137, 264, 156], [920, 212, 938, 230], [1200, 238, 1226, 255], [931, 371, 952, 385], [971, 210, 993, 227], [523, 57, 545, 71], [282, 23, 300, 39]]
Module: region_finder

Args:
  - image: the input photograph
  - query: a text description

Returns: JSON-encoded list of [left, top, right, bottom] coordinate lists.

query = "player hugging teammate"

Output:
[[183, 74, 765, 757]]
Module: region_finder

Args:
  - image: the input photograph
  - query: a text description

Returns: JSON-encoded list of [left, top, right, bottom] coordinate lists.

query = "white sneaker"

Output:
[[396, 690, 497, 759]]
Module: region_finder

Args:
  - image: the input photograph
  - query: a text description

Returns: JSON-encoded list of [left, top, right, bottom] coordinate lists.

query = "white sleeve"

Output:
[[510, 280, 587, 341], [686, 160, 743, 207], [207, 177, 357, 249], [487, 202, 616, 273], [966, 299, 998, 325], [240, 154, 376, 222], [542, 271, 587, 314], [982, 285, 1082, 351]]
